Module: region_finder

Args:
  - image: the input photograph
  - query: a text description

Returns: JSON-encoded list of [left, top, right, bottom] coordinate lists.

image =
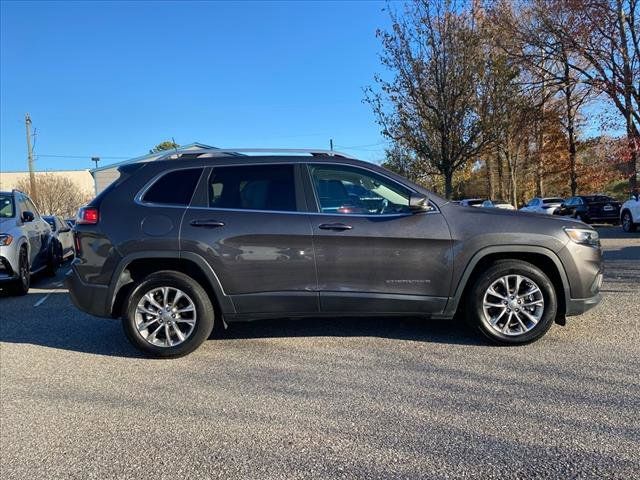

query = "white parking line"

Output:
[[33, 282, 64, 307]]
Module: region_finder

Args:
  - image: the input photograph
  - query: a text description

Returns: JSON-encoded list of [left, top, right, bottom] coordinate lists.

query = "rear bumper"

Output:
[[64, 266, 111, 317], [566, 293, 602, 316]]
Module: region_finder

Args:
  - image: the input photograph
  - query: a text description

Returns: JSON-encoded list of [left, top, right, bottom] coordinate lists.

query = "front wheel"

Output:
[[123, 271, 215, 358], [466, 260, 557, 345], [10, 247, 30, 296], [622, 211, 637, 232]]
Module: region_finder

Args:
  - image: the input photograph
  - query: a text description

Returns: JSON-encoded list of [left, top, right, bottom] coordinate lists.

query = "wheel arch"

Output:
[[108, 251, 235, 319], [444, 246, 570, 323]]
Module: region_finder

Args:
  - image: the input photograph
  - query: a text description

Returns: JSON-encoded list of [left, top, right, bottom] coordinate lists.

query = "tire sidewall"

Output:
[[468, 261, 557, 345], [123, 272, 214, 358], [622, 212, 633, 232], [13, 247, 30, 295]]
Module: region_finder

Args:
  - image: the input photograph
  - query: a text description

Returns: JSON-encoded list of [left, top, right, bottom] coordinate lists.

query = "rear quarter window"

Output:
[[142, 168, 203, 206]]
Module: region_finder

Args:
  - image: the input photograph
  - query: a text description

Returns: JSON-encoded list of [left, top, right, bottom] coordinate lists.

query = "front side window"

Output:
[[309, 164, 411, 215], [143, 168, 203, 206], [208, 164, 297, 212]]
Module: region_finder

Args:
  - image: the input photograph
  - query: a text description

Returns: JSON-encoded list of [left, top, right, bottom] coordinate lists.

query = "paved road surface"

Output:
[[1, 227, 639, 479]]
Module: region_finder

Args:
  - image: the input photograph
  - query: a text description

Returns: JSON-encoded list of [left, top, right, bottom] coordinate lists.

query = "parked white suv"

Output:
[[620, 194, 640, 232], [520, 197, 565, 215], [0, 190, 58, 295]]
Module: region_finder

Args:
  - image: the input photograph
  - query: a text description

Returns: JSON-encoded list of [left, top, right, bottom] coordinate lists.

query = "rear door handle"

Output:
[[190, 219, 225, 228], [318, 223, 353, 231]]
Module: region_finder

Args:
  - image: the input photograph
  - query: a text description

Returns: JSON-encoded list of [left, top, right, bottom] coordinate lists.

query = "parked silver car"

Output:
[[520, 197, 565, 215], [43, 215, 75, 261], [0, 190, 58, 295]]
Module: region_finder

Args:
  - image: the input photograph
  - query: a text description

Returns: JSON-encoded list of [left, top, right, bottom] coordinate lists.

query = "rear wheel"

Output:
[[44, 241, 62, 277], [123, 270, 214, 358], [11, 247, 30, 296], [622, 211, 637, 232], [466, 260, 557, 345]]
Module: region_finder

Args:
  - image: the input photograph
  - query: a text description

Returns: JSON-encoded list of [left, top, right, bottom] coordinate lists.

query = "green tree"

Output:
[[149, 141, 180, 154], [366, 0, 491, 199]]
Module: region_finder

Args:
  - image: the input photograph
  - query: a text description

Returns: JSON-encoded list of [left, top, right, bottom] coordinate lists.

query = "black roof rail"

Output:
[[156, 148, 356, 161]]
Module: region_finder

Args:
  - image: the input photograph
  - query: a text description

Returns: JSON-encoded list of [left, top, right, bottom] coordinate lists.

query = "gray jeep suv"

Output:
[[65, 149, 603, 357]]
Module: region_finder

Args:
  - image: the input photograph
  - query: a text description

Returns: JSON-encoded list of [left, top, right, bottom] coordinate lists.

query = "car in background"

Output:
[[458, 198, 485, 207], [520, 197, 565, 215], [620, 193, 640, 232], [481, 199, 515, 210], [43, 215, 75, 260], [0, 190, 58, 295], [554, 195, 621, 224], [65, 218, 76, 229]]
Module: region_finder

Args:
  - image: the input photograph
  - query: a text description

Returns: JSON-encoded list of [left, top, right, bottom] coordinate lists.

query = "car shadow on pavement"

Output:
[[220, 315, 486, 347], [0, 292, 144, 358]]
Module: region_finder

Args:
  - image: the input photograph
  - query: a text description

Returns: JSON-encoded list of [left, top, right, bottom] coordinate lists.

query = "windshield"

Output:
[[43, 216, 56, 230], [0, 194, 15, 218]]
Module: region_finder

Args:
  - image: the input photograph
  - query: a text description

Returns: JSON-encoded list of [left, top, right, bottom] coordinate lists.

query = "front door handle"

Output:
[[318, 223, 353, 231], [190, 219, 225, 228]]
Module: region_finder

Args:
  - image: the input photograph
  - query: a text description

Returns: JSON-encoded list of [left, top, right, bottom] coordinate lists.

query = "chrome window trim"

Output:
[[134, 161, 441, 216]]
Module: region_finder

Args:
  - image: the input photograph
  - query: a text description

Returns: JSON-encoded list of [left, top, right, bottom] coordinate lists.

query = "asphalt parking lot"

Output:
[[1, 227, 639, 479]]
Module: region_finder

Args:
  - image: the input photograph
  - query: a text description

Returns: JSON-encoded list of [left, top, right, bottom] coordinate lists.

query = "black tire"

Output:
[[465, 259, 557, 345], [574, 212, 588, 223], [622, 211, 637, 232], [11, 246, 30, 296], [123, 270, 215, 358], [44, 241, 62, 277]]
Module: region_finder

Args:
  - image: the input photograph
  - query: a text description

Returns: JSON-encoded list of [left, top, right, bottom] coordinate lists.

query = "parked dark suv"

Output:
[[66, 149, 603, 357], [554, 195, 621, 224]]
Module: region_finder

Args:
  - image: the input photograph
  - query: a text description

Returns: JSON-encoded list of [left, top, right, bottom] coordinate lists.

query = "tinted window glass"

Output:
[[143, 168, 203, 205], [309, 164, 411, 215], [209, 164, 296, 211], [44, 217, 56, 230]]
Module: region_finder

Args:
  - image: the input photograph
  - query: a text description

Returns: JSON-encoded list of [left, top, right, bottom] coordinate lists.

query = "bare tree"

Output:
[[491, 0, 595, 196], [551, 0, 639, 192], [17, 174, 92, 218], [366, 0, 491, 199]]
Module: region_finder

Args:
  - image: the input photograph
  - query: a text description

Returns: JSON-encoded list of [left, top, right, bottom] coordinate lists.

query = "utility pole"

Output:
[[329, 139, 333, 152], [25, 113, 37, 202]]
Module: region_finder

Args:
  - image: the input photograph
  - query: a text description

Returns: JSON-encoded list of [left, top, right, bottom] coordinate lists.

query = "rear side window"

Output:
[[143, 168, 203, 206], [208, 164, 296, 211]]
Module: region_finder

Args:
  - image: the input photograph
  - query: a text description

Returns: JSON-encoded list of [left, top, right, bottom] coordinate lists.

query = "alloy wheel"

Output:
[[482, 274, 544, 336], [135, 286, 197, 347], [622, 212, 631, 232]]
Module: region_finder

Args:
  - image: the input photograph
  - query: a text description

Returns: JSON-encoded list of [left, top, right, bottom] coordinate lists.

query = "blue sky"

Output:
[[0, 0, 392, 172]]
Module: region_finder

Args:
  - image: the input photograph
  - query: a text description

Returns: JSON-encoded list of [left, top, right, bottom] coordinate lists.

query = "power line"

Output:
[[35, 154, 129, 159]]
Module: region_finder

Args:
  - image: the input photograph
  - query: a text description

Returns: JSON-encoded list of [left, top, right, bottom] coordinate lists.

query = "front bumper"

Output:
[[566, 293, 602, 316], [64, 266, 111, 317], [0, 244, 19, 282]]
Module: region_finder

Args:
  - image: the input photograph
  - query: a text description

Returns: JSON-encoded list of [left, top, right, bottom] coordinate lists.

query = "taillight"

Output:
[[77, 207, 99, 225]]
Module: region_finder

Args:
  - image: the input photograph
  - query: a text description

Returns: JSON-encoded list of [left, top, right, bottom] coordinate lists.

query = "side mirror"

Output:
[[22, 211, 35, 223], [409, 194, 430, 212]]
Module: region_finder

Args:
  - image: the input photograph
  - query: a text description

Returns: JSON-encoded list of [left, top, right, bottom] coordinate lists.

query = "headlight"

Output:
[[0, 234, 13, 246], [564, 228, 599, 246]]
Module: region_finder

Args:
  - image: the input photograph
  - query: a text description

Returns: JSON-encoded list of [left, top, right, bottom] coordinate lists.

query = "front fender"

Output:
[[441, 245, 571, 318]]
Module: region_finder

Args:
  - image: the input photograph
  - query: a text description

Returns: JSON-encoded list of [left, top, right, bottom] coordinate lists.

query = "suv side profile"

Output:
[[1, 190, 58, 295], [66, 150, 603, 357]]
